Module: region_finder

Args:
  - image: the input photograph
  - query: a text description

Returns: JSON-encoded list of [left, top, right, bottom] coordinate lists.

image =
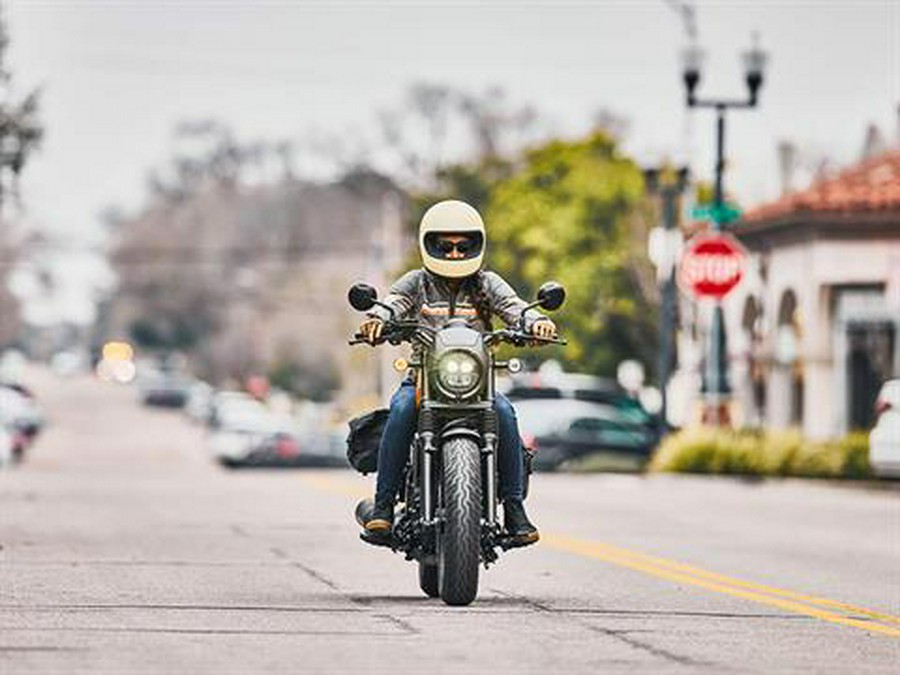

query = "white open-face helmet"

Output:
[[418, 200, 486, 279]]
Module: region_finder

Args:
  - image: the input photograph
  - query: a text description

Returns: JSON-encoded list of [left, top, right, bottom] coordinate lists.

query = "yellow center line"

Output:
[[301, 474, 900, 638], [542, 535, 900, 627], [300, 474, 369, 499], [542, 534, 900, 639]]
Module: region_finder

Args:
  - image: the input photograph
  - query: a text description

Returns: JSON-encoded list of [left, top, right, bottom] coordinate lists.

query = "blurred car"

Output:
[[138, 370, 191, 407], [504, 371, 623, 403], [870, 379, 900, 478], [513, 398, 658, 471], [51, 350, 87, 377], [0, 424, 12, 466], [209, 399, 303, 467], [505, 371, 657, 416], [0, 384, 44, 461], [185, 381, 215, 423], [207, 390, 257, 426]]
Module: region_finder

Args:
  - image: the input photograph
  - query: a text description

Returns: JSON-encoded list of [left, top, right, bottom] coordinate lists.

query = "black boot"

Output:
[[503, 499, 539, 547], [355, 498, 394, 547], [365, 501, 394, 532]]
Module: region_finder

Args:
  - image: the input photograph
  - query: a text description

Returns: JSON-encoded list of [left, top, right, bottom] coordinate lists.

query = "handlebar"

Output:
[[349, 322, 565, 347], [486, 329, 567, 347], [348, 321, 425, 347]]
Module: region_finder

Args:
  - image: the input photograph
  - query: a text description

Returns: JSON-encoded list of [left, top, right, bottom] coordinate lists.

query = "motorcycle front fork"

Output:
[[415, 406, 502, 563], [482, 406, 499, 530]]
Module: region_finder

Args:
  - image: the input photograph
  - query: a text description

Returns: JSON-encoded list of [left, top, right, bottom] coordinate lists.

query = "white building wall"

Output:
[[721, 236, 900, 438]]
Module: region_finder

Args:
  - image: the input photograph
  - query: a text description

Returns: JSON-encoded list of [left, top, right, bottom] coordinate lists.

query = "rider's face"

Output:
[[435, 234, 474, 260]]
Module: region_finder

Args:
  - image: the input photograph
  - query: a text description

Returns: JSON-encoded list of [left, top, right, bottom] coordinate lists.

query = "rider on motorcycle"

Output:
[[358, 199, 557, 547]]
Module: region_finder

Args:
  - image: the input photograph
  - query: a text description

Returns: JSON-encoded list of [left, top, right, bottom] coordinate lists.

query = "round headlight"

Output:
[[437, 351, 482, 395]]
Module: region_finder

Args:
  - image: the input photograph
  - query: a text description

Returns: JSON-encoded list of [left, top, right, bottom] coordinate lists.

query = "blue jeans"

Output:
[[374, 382, 526, 505]]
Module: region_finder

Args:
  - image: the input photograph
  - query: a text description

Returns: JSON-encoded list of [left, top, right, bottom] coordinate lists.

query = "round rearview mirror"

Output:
[[348, 283, 378, 311], [536, 281, 566, 311]]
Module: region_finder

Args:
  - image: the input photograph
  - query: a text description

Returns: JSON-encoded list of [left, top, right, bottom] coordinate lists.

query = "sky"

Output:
[[3, 0, 899, 324]]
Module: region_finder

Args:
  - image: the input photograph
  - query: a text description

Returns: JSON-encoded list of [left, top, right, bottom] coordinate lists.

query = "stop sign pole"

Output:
[[678, 233, 748, 426]]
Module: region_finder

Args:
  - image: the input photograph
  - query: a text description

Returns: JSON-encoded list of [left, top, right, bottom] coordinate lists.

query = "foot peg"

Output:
[[498, 531, 540, 550], [360, 529, 395, 548]]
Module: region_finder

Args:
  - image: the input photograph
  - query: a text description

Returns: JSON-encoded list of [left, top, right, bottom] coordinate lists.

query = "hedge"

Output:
[[648, 428, 871, 479]]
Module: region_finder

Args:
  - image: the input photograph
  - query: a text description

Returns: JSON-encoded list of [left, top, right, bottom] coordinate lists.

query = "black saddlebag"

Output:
[[346, 408, 389, 474]]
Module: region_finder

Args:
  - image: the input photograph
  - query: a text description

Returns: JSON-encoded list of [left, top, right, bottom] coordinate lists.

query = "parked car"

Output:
[[209, 399, 303, 467], [138, 370, 191, 408], [513, 398, 658, 471], [0, 424, 14, 467], [870, 378, 900, 478], [0, 384, 44, 461], [504, 371, 624, 404], [207, 390, 257, 427], [51, 350, 87, 377], [185, 381, 215, 423]]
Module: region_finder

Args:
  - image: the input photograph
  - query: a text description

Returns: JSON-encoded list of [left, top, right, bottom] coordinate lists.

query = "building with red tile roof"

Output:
[[739, 150, 900, 232], [675, 150, 900, 438]]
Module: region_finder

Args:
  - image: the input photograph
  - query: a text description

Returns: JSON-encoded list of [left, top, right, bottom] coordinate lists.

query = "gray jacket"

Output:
[[370, 269, 545, 332]]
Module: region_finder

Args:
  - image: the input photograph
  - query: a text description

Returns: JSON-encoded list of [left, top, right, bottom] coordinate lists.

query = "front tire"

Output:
[[437, 437, 481, 606]]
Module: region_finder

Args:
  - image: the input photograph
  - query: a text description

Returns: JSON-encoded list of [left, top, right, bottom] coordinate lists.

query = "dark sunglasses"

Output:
[[435, 238, 476, 254]]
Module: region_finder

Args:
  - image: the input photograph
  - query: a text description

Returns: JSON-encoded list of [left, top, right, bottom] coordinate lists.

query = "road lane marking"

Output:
[[300, 474, 368, 499], [302, 474, 900, 638], [542, 535, 900, 628], [542, 534, 900, 639]]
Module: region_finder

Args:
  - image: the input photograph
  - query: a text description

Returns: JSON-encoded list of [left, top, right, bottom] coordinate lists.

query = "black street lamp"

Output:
[[681, 35, 768, 425]]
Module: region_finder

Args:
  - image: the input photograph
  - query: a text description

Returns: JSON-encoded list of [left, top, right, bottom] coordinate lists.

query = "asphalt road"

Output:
[[2, 369, 899, 674]]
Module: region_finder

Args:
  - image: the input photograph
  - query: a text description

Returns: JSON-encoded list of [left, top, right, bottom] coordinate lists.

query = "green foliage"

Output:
[[649, 428, 872, 480], [268, 356, 341, 403], [129, 317, 206, 351], [484, 132, 656, 375], [407, 130, 660, 376]]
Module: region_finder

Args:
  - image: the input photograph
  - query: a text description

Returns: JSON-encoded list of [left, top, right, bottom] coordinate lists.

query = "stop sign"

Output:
[[678, 233, 748, 300]]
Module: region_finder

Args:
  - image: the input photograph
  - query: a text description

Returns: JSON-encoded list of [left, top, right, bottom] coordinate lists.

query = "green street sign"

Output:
[[691, 203, 743, 224]]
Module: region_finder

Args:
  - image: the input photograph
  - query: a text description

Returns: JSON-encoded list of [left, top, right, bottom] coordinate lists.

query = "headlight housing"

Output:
[[436, 350, 483, 397]]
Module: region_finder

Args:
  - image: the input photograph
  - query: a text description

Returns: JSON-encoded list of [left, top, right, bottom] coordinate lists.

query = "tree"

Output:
[[0, 7, 42, 348], [485, 131, 659, 376], [377, 83, 540, 191], [0, 226, 20, 346]]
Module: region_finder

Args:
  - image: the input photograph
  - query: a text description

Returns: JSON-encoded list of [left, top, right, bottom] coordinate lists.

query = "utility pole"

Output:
[[680, 35, 768, 425], [645, 166, 689, 432]]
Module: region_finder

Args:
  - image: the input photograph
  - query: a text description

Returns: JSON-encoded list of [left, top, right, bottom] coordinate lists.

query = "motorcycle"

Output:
[[347, 280, 565, 606]]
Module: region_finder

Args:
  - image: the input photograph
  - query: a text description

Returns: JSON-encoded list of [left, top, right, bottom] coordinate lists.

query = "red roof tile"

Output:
[[742, 150, 900, 222]]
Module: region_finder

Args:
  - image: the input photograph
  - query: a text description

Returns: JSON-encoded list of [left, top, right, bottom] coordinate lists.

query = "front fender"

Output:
[[440, 426, 482, 445]]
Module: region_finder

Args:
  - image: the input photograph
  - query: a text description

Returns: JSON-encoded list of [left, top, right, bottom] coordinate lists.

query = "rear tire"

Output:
[[437, 437, 481, 606], [418, 561, 439, 598]]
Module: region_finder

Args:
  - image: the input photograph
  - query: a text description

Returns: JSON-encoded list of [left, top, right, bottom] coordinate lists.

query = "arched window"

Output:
[[776, 290, 804, 425], [742, 296, 766, 423]]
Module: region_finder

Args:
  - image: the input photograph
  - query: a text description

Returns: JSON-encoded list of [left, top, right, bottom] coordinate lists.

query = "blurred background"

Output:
[[3, 6, 899, 669], [0, 0, 898, 476]]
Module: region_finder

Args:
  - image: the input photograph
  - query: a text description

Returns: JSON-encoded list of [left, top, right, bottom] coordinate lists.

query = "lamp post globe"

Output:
[[742, 34, 768, 104], [681, 44, 705, 106]]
